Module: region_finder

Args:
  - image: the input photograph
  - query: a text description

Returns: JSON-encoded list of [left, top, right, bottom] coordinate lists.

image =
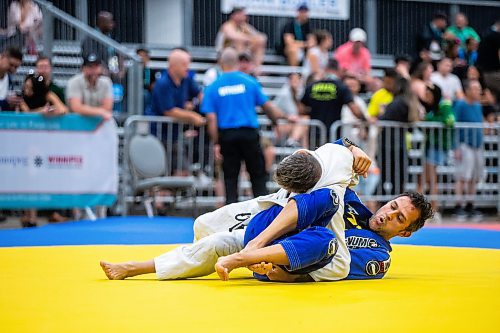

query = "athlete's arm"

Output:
[[332, 137, 371, 177], [244, 188, 339, 251], [266, 266, 314, 282]]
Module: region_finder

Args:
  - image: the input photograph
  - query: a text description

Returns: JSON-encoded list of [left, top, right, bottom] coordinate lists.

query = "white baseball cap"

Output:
[[349, 28, 367, 43]]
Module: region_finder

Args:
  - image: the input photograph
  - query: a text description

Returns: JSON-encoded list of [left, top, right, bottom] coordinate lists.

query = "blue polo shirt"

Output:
[[149, 71, 200, 116], [201, 71, 268, 129]]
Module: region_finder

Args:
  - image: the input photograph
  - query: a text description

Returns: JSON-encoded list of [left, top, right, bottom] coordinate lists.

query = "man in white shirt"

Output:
[[430, 57, 465, 101], [0, 47, 22, 111]]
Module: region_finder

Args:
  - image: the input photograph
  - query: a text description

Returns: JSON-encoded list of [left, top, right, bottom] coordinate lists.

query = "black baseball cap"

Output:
[[297, 3, 309, 11], [82, 53, 101, 66]]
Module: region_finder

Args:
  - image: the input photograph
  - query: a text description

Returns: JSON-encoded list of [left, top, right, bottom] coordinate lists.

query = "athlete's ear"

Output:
[[398, 230, 412, 238]]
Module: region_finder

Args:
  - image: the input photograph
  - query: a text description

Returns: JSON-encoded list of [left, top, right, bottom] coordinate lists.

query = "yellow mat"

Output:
[[1, 244, 499, 333]]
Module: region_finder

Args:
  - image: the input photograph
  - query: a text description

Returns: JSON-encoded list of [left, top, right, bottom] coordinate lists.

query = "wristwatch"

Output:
[[341, 137, 359, 149]]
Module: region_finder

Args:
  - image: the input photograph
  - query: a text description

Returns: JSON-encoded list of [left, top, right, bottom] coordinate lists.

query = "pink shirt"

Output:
[[334, 41, 371, 75]]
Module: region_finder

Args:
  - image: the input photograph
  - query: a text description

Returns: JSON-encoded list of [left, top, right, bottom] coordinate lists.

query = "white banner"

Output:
[[0, 114, 118, 208], [221, 0, 350, 20]]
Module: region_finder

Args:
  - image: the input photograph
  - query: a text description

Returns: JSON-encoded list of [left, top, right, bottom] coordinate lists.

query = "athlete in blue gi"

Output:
[[214, 188, 432, 282]]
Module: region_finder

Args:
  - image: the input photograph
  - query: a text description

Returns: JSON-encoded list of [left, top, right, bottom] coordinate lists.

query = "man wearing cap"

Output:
[[201, 48, 290, 205], [66, 53, 113, 119], [334, 28, 372, 88], [277, 3, 311, 66]]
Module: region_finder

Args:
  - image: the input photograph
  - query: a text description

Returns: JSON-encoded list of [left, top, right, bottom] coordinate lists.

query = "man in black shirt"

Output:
[[277, 4, 311, 66], [477, 19, 500, 101], [301, 59, 364, 141]]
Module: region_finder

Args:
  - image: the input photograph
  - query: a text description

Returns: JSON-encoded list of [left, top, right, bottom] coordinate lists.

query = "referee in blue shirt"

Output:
[[202, 48, 291, 204]]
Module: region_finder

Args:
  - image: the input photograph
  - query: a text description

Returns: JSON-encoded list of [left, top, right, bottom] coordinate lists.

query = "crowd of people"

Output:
[[0, 3, 499, 226]]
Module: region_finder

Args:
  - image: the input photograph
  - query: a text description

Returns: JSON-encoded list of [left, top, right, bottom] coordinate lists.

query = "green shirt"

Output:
[[49, 81, 65, 104], [424, 99, 455, 150], [446, 26, 480, 47]]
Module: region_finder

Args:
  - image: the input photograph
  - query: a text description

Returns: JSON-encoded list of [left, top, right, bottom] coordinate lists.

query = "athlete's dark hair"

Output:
[[396, 191, 433, 233], [273, 153, 321, 193]]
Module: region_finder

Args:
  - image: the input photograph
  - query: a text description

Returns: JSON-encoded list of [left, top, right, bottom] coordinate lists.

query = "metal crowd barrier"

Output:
[[330, 120, 500, 211], [120, 116, 327, 215]]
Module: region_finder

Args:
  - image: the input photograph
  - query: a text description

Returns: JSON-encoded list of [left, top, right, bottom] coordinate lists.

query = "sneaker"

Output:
[[453, 207, 468, 221]]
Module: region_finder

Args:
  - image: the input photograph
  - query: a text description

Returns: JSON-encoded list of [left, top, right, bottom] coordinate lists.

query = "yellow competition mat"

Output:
[[1, 244, 499, 333]]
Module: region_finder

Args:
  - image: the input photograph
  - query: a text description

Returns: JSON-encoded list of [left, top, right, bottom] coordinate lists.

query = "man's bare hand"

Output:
[[266, 265, 297, 282], [351, 146, 371, 178], [191, 113, 206, 127]]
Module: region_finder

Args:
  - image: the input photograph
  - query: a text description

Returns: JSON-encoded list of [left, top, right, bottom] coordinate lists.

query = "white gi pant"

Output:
[[154, 144, 356, 281]]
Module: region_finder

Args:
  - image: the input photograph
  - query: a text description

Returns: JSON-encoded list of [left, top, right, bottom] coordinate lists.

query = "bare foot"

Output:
[[247, 262, 273, 275], [100, 261, 130, 280], [214, 254, 243, 281]]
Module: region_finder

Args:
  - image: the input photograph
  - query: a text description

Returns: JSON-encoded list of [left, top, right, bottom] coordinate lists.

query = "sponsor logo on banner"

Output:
[[0, 156, 29, 167], [365, 258, 391, 276], [47, 155, 83, 169], [30, 155, 84, 169], [346, 236, 379, 249]]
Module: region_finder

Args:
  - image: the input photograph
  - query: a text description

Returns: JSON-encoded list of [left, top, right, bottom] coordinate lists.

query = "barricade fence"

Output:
[[330, 120, 499, 211], [120, 115, 327, 214]]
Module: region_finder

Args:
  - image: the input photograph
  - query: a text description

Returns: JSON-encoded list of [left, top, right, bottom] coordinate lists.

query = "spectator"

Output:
[[334, 28, 373, 89], [446, 13, 480, 50], [277, 3, 311, 66], [216, 7, 267, 72], [368, 68, 399, 118], [416, 11, 448, 62], [18, 73, 68, 227], [476, 19, 500, 102], [395, 54, 412, 80], [35, 55, 65, 103], [419, 86, 455, 222], [67, 54, 113, 120], [201, 48, 289, 204], [453, 80, 484, 220], [378, 77, 420, 195], [150, 49, 204, 126], [136, 47, 161, 114], [301, 59, 363, 141], [81, 11, 121, 77], [238, 51, 256, 76], [67, 54, 113, 219], [465, 65, 496, 122], [411, 61, 435, 103], [1, 0, 42, 54], [0, 47, 22, 111], [302, 30, 332, 81], [273, 72, 308, 147], [20, 73, 67, 114], [430, 57, 464, 101]]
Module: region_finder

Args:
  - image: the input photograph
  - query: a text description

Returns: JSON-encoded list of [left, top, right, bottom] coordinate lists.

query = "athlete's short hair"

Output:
[[397, 191, 433, 233], [273, 153, 321, 193]]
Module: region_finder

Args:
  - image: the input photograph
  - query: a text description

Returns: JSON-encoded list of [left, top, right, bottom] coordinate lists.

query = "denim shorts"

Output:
[[425, 148, 447, 166]]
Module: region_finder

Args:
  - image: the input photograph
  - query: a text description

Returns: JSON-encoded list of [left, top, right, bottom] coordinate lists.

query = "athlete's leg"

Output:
[[100, 230, 245, 280]]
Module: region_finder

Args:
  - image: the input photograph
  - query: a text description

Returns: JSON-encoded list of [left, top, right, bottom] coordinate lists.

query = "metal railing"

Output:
[[330, 120, 500, 211], [120, 116, 327, 215], [5, 0, 143, 119]]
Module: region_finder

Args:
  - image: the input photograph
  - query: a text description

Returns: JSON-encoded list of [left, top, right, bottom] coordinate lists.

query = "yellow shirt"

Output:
[[367, 88, 393, 117]]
